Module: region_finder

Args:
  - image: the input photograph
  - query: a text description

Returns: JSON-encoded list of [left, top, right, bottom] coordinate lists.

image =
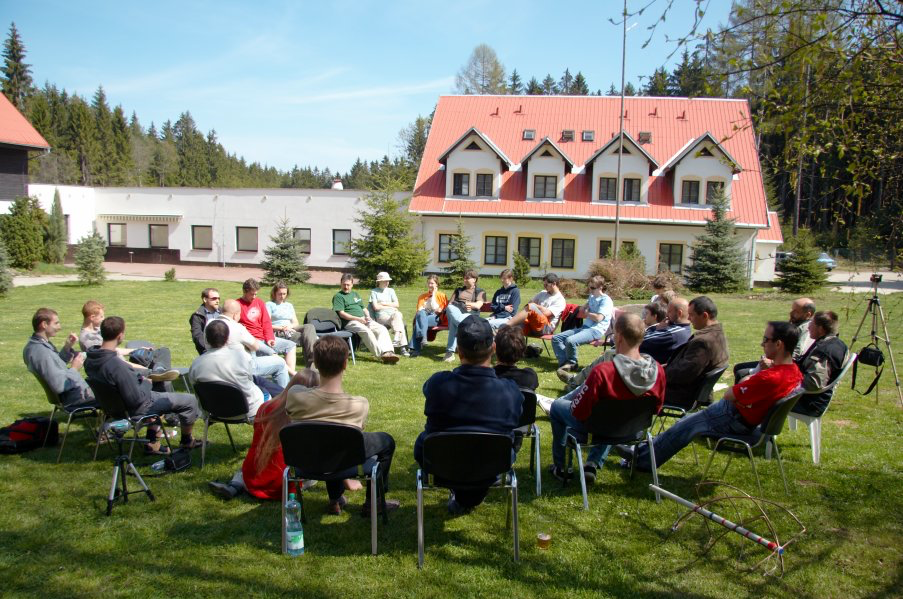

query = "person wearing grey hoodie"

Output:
[[548, 313, 666, 484]]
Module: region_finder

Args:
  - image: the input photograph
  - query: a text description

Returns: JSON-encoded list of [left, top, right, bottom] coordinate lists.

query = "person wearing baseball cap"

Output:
[[369, 272, 409, 357], [414, 315, 523, 514]]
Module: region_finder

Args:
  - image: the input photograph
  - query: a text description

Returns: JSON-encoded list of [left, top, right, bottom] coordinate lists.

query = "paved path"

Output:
[[826, 269, 902, 294], [13, 262, 344, 287]]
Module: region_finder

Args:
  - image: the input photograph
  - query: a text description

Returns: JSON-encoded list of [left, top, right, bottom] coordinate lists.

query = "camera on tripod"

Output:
[[870, 273, 883, 284]]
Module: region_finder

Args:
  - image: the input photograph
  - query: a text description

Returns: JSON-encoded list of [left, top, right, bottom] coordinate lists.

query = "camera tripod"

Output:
[[105, 421, 155, 515], [849, 275, 903, 407]]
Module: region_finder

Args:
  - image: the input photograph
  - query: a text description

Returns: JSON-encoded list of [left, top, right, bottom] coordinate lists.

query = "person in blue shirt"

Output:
[[486, 269, 521, 329], [551, 275, 613, 370]]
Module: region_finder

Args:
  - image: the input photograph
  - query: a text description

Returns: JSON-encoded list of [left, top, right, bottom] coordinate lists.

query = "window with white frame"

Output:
[[599, 177, 617, 201], [293, 228, 311, 253], [681, 180, 701, 204], [623, 178, 641, 202], [484, 235, 507, 266], [453, 173, 470, 196], [332, 229, 351, 255], [475, 173, 493, 197], [108, 223, 126, 247]]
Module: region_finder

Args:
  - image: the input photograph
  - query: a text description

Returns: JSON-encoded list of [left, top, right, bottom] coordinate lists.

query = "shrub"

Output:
[[74, 231, 106, 285], [619, 242, 646, 272], [511, 250, 532, 288], [442, 218, 477, 288], [348, 172, 429, 285], [164, 267, 177, 281], [650, 270, 685, 294], [0, 196, 46, 270], [557, 278, 582, 299], [0, 238, 12, 297], [586, 258, 649, 300], [776, 229, 828, 294], [260, 217, 310, 285]]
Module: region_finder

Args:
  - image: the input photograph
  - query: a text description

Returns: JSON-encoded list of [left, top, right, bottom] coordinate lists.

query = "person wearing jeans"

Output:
[[443, 270, 486, 361], [551, 275, 613, 370], [410, 275, 448, 356]]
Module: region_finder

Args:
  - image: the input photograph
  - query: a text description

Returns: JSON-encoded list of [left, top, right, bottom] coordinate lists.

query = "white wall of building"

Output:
[[445, 135, 502, 198], [753, 240, 781, 282], [590, 148, 651, 203], [28, 184, 368, 268], [525, 153, 566, 200], [672, 143, 734, 205], [419, 215, 766, 281]]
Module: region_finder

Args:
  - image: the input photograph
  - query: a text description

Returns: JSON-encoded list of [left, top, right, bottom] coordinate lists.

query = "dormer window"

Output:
[[540, 150, 554, 157], [561, 130, 575, 142], [453, 173, 470, 196], [465, 141, 481, 150], [613, 146, 632, 154], [697, 146, 713, 157], [523, 129, 535, 140], [582, 130, 594, 142]]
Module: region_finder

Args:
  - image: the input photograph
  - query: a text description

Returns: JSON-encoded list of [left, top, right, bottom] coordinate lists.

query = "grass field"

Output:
[[1, 279, 901, 598]]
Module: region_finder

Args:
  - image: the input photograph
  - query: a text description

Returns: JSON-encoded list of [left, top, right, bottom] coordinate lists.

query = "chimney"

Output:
[[331, 178, 344, 190]]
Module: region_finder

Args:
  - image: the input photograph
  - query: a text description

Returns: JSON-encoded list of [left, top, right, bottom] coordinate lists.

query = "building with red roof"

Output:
[[410, 95, 784, 283], [0, 93, 50, 201]]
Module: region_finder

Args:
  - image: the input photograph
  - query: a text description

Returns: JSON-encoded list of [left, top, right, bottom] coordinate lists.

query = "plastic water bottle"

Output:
[[150, 459, 166, 472], [284, 493, 304, 556]]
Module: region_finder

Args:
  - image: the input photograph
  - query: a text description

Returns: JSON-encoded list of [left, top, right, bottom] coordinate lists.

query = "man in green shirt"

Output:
[[332, 274, 399, 364]]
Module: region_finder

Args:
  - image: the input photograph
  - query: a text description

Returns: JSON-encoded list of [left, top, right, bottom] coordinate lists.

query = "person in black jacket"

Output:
[[415, 316, 522, 514], [493, 325, 538, 391], [792, 311, 848, 417], [189, 288, 221, 355], [86, 316, 201, 455], [486, 269, 520, 329]]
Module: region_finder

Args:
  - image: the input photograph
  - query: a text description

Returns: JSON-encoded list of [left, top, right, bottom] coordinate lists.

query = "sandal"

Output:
[[179, 438, 206, 450], [144, 442, 171, 456]]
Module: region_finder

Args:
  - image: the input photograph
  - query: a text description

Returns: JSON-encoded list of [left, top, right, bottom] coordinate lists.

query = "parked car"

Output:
[[775, 251, 793, 272], [817, 252, 836, 271]]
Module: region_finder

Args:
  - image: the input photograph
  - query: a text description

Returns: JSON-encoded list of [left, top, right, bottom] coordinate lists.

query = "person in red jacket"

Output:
[[237, 278, 297, 375], [548, 313, 666, 484]]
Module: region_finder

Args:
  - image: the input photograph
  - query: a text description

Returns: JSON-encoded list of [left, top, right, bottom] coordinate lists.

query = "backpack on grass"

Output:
[[0, 417, 58, 454]]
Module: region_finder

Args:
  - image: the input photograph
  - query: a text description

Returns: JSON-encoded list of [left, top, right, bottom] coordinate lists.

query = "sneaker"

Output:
[[148, 369, 180, 382], [612, 444, 635, 460], [360, 499, 400, 517], [381, 352, 400, 364], [326, 495, 347, 515], [583, 462, 598, 485], [558, 363, 576, 372], [447, 493, 473, 516], [556, 367, 576, 384], [536, 394, 554, 414], [400, 347, 411, 357], [208, 481, 239, 500], [408, 349, 420, 358], [301, 479, 318, 490], [549, 464, 572, 482], [442, 352, 456, 362]]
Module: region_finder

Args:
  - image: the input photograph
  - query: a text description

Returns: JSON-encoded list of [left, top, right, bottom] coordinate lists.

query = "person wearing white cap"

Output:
[[369, 272, 409, 357]]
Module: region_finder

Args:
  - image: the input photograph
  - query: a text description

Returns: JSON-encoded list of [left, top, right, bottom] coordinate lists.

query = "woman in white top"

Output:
[[265, 282, 319, 370], [368, 272, 409, 356]]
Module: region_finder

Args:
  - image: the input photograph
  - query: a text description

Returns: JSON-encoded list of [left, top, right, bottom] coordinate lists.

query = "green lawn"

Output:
[[1, 280, 901, 598]]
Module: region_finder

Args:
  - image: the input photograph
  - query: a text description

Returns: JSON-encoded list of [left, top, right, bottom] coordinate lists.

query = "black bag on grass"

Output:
[[0, 417, 58, 454]]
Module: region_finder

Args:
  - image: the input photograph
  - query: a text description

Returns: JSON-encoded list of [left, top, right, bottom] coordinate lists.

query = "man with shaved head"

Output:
[[639, 297, 692, 364], [215, 299, 289, 388]]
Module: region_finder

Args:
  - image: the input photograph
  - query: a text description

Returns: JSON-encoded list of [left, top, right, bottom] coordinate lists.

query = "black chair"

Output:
[[280, 422, 385, 555], [655, 366, 728, 434], [416, 432, 519, 569], [564, 396, 661, 510], [515, 389, 541, 497], [304, 308, 356, 365], [696, 388, 805, 495], [86, 378, 174, 459], [31, 371, 101, 463], [193, 381, 252, 468]]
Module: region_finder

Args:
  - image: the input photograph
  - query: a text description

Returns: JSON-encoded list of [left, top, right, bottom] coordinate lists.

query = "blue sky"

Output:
[[6, 0, 731, 173]]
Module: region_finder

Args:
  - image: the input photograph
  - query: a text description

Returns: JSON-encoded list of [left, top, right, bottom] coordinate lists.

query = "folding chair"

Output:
[[416, 432, 519, 569], [564, 396, 661, 509], [515, 389, 542, 496], [86, 378, 174, 460], [788, 352, 856, 465], [193, 381, 252, 468], [654, 366, 728, 435], [280, 421, 386, 555], [697, 389, 804, 495], [31, 371, 101, 463], [304, 308, 356, 365]]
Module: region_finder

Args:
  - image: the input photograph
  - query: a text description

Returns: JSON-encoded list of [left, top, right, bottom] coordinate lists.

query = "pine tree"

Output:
[[398, 114, 431, 170], [454, 44, 507, 94], [525, 77, 542, 95], [685, 189, 746, 292], [559, 68, 574, 94], [442, 218, 477, 287], [776, 229, 828, 294], [44, 189, 67, 263], [74, 230, 106, 285], [507, 69, 523, 94], [623, 82, 637, 96], [1, 23, 33, 111], [260, 217, 310, 285], [110, 105, 133, 185], [512, 249, 532, 287], [0, 196, 46, 270], [541, 74, 557, 95], [572, 72, 590, 95], [68, 96, 96, 185], [348, 171, 429, 285], [606, 84, 619, 96], [0, 238, 12, 297], [643, 67, 671, 96], [92, 86, 115, 185]]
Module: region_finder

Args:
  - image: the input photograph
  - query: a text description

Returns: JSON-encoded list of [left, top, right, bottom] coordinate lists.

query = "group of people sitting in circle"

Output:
[[22, 266, 849, 518]]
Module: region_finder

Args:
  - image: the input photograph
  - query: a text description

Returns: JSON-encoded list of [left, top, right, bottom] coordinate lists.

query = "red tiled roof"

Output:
[[758, 211, 784, 242], [411, 95, 769, 228], [0, 93, 50, 150]]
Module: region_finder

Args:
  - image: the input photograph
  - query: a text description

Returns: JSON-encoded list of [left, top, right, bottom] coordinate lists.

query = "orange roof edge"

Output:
[[0, 93, 50, 150]]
